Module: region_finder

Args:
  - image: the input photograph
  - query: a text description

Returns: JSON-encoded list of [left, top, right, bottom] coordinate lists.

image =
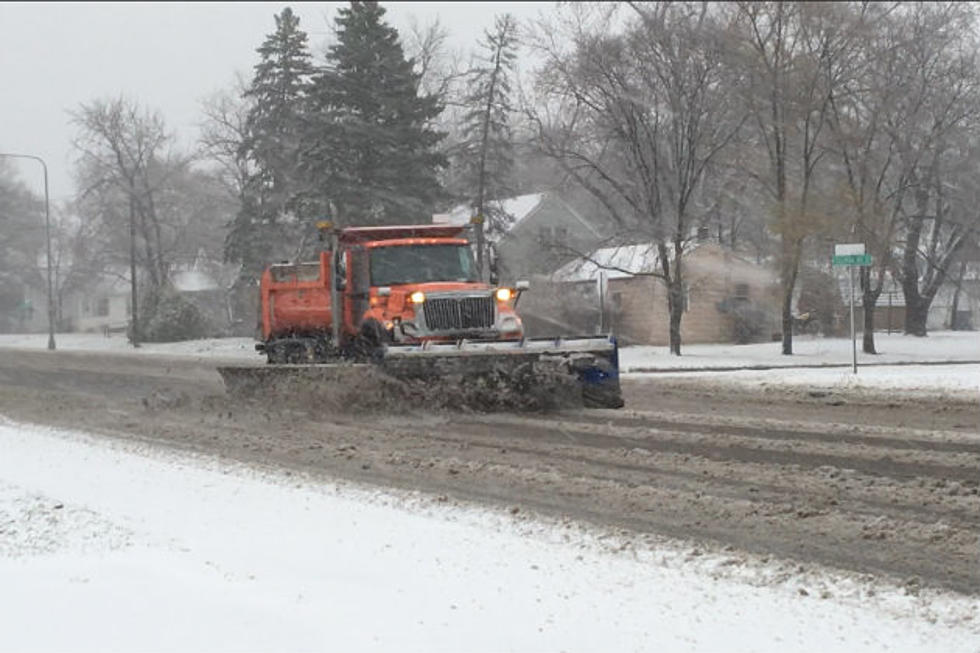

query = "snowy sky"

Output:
[[0, 2, 554, 203]]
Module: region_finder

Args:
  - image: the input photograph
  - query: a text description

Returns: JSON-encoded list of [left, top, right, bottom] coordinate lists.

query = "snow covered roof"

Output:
[[552, 243, 661, 283], [433, 192, 547, 238], [172, 269, 220, 293]]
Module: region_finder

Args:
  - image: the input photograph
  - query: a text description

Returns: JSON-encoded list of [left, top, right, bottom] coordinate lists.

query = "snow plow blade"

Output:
[[381, 336, 623, 409], [217, 336, 623, 411]]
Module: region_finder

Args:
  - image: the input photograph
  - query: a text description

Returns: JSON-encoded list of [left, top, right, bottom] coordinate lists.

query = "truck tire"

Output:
[[354, 319, 389, 363]]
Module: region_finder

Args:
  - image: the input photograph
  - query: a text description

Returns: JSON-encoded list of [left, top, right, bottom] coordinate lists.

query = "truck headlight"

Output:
[[410, 291, 425, 304], [495, 287, 512, 302]]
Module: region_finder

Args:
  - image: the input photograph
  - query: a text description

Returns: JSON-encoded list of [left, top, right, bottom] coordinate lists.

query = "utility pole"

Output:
[[129, 194, 140, 347], [0, 152, 56, 351]]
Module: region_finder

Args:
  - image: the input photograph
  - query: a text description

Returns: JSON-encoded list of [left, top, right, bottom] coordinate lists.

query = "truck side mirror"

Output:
[[334, 255, 346, 290], [515, 280, 530, 291], [488, 250, 500, 285]]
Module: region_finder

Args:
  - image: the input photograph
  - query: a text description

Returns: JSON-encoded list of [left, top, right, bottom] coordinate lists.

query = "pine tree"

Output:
[[225, 6, 313, 280], [302, 1, 447, 225], [455, 14, 519, 275]]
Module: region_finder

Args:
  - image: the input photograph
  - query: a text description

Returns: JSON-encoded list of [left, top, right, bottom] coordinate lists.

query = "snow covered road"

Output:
[[1, 418, 976, 653]]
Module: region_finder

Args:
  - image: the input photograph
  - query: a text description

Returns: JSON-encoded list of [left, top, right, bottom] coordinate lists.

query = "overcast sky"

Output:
[[0, 2, 555, 204]]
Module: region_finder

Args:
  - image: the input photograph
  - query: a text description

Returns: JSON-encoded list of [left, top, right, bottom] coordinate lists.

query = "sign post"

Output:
[[832, 243, 873, 374]]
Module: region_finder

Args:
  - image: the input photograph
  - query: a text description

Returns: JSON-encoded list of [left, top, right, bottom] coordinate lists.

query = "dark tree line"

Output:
[[227, 2, 448, 283]]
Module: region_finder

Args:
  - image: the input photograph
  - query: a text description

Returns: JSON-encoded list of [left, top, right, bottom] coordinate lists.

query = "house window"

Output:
[[97, 297, 110, 316], [82, 298, 91, 316], [539, 225, 569, 242], [734, 283, 750, 302]]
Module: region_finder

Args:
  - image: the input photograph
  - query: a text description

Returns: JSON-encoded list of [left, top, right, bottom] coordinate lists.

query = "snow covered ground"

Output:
[[0, 332, 258, 362], [1, 417, 976, 653], [620, 330, 980, 370], [1, 330, 977, 399]]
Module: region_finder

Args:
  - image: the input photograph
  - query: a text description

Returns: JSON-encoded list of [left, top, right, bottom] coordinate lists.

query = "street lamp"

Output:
[[0, 152, 56, 350]]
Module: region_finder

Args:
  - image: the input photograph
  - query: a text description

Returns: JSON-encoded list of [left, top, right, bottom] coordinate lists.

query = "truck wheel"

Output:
[[355, 319, 389, 363]]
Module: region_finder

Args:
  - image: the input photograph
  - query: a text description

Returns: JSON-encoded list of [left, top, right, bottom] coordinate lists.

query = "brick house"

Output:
[[538, 241, 781, 345]]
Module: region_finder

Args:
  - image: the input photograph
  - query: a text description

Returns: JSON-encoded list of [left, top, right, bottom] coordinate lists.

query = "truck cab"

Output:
[[342, 229, 525, 344]]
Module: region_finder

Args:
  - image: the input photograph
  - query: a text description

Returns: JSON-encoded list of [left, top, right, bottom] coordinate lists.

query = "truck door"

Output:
[[347, 245, 371, 331]]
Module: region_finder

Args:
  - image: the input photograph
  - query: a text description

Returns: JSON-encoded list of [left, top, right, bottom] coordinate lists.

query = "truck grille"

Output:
[[423, 296, 495, 331]]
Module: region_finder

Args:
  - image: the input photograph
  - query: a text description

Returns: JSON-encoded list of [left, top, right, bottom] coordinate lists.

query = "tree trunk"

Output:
[[901, 186, 929, 337], [668, 279, 683, 356], [861, 268, 881, 354], [949, 261, 966, 329], [780, 237, 802, 355], [658, 241, 684, 356], [903, 294, 929, 336]]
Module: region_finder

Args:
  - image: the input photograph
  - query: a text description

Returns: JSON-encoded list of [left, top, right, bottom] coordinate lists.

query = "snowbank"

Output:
[[0, 417, 976, 653]]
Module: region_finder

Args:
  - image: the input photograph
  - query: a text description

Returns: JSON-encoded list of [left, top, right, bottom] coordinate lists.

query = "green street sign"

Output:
[[832, 253, 872, 267]]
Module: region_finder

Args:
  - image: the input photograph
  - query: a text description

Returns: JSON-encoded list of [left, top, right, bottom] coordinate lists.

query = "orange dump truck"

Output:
[[220, 223, 623, 409], [258, 224, 527, 361]]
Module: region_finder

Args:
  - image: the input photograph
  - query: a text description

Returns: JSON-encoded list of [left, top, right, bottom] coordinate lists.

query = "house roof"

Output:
[[552, 243, 661, 282], [434, 193, 547, 235], [434, 192, 609, 246], [551, 241, 776, 284], [172, 269, 220, 293]]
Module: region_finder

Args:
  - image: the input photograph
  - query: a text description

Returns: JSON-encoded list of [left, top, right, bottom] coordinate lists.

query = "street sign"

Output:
[[832, 253, 872, 266], [834, 243, 865, 256], [832, 243, 870, 374]]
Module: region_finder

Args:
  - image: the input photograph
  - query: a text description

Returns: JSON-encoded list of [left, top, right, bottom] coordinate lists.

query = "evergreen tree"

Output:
[[225, 6, 313, 279], [302, 1, 447, 225], [454, 13, 518, 275]]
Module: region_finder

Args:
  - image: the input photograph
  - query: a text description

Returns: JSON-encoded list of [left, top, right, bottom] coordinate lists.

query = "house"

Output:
[[433, 192, 608, 283], [57, 271, 132, 334], [171, 253, 239, 334], [832, 274, 906, 334], [532, 241, 781, 345], [832, 267, 980, 334]]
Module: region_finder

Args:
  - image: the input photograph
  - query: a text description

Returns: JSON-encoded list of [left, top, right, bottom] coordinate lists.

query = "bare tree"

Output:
[[888, 2, 980, 336], [71, 97, 194, 344], [460, 13, 519, 277], [198, 73, 256, 207], [528, 2, 743, 354], [727, 1, 852, 355], [0, 162, 46, 331]]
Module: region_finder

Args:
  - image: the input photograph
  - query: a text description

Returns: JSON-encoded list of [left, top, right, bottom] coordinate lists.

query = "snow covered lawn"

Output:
[[0, 332, 257, 362], [619, 330, 980, 370], [0, 418, 976, 653]]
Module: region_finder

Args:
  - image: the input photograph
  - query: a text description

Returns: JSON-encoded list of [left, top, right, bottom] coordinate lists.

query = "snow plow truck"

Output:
[[217, 223, 623, 409]]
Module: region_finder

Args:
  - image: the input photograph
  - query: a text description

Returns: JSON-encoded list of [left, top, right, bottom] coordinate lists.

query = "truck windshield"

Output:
[[370, 244, 478, 285]]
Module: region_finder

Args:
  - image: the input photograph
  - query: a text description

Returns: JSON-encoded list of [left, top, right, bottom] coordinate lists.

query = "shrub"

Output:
[[731, 302, 769, 344], [139, 287, 210, 342]]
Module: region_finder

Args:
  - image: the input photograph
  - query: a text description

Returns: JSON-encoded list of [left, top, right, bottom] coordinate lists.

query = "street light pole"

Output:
[[0, 152, 56, 350]]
